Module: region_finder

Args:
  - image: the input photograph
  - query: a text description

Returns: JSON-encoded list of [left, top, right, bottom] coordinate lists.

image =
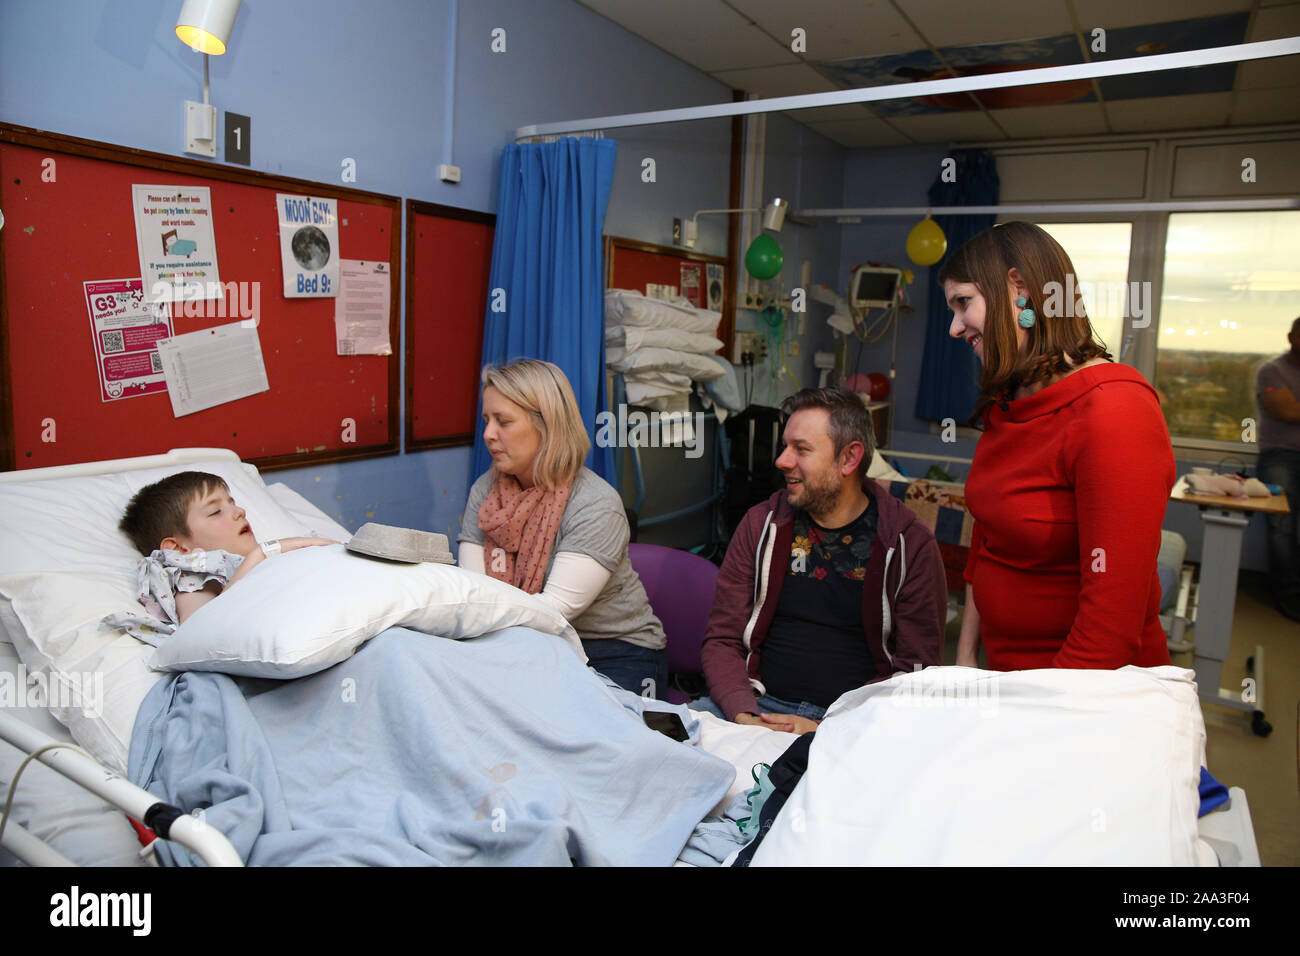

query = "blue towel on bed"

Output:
[[1198, 767, 1230, 817], [129, 626, 733, 866]]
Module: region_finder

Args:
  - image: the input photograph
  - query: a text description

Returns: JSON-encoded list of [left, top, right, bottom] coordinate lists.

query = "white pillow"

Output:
[[0, 572, 168, 776], [606, 325, 723, 355], [866, 449, 907, 482], [150, 544, 585, 678], [607, 346, 726, 382], [622, 369, 692, 390], [264, 482, 353, 542], [605, 290, 720, 334]]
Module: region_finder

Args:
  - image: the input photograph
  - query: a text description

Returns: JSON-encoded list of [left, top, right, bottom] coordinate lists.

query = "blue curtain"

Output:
[[471, 138, 618, 484], [913, 148, 999, 424]]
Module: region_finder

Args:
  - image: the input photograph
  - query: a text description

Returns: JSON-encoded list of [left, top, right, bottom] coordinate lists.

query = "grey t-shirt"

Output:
[[1256, 354, 1300, 452], [458, 467, 666, 650]]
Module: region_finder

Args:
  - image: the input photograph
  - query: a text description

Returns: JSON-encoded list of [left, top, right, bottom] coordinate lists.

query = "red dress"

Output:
[[963, 363, 1175, 670]]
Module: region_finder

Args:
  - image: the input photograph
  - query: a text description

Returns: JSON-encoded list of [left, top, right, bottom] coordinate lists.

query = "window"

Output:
[[1156, 211, 1300, 443], [1033, 222, 1133, 363]]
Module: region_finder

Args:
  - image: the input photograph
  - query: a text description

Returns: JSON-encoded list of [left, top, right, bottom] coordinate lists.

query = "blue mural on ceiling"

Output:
[[814, 13, 1250, 116]]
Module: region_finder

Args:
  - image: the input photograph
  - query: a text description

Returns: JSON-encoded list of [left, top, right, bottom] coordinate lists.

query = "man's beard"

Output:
[[788, 470, 841, 521]]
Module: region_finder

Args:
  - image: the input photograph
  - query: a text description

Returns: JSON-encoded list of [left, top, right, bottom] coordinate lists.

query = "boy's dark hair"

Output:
[[780, 386, 876, 481], [119, 471, 229, 555]]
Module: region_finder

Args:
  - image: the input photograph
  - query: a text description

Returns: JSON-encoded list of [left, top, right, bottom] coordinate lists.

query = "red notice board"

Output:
[[0, 124, 400, 472], [405, 199, 494, 450]]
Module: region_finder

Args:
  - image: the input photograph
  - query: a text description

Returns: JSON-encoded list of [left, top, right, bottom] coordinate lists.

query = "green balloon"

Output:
[[745, 233, 784, 280]]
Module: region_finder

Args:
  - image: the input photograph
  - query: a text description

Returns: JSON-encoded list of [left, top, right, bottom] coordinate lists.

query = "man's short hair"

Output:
[[780, 387, 877, 480], [119, 471, 229, 556]]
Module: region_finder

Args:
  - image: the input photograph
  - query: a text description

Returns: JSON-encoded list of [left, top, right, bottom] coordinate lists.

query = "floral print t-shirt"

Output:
[[104, 548, 243, 646], [758, 504, 879, 708]]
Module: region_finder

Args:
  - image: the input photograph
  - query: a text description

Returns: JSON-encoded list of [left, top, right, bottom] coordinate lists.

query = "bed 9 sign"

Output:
[[297, 272, 331, 294]]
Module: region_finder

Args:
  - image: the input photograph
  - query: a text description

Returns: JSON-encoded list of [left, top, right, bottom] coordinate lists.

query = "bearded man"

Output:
[[696, 387, 946, 734]]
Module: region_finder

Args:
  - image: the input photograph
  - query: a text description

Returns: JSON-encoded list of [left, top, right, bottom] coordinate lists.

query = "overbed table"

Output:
[[1169, 479, 1290, 737]]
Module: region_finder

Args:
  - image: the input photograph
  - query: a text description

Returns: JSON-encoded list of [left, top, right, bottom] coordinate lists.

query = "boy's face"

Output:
[[161, 486, 257, 557]]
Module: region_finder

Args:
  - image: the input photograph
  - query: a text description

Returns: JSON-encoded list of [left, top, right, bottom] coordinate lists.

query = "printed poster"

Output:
[[155, 321, 270, 417], [334, 260, 392, 355], [680, 262, 702, 308], [132, 185, 221, 303], [83, 278, 174, 402], [276, 193, 339, 298]]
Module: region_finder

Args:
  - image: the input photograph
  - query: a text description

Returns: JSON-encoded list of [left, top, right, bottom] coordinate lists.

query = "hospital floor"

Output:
[[943, 571, 1300, 866]]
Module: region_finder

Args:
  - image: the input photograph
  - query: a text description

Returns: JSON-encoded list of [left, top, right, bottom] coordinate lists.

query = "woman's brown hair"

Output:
[[938, 221, 1111, 424]]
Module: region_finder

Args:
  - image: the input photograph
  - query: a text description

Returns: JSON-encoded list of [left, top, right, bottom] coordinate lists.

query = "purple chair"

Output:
[[628, 543, 719, 705]]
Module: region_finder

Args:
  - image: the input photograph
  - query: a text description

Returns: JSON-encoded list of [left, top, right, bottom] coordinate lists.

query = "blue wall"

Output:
[[0, 1, 1268, 568], [0, 0, 740, 540]]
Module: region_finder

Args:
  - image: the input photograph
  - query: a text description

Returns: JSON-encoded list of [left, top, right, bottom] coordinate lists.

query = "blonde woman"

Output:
[[457, 359, 668, 694]]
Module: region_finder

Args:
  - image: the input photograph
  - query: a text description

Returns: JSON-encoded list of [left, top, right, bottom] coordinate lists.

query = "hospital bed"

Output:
[[0, 449, 1261, 866]]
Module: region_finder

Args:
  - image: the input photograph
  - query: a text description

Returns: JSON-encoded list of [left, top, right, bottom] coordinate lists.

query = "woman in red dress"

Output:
[[943, 221, 1175, 671]]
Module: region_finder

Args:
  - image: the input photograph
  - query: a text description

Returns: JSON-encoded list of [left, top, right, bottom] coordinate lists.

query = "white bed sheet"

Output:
[[0, 639, 148, 867]]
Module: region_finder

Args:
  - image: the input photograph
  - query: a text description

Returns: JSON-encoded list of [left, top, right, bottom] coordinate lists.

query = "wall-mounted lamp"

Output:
[[680, 198, 787, 247], [175, 0, 243, 157]]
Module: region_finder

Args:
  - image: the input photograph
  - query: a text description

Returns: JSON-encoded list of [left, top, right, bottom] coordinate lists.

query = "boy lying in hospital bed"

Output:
[[104, 471, 336, 640]]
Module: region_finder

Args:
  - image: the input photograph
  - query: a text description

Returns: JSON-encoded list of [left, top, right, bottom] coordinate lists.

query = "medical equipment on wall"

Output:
[[849, 266, 902, 309], [759, 304, 800, 390], [814, 351, 836, 388]]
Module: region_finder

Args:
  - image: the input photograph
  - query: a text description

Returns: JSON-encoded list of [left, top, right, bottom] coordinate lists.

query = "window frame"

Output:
[[986, 127, 1300, 458]]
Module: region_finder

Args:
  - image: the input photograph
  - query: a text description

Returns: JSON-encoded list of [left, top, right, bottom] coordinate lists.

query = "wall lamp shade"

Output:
[[682, 198, 787, 248], [761, 198, 787, 232], [176, 0, 243, 54]]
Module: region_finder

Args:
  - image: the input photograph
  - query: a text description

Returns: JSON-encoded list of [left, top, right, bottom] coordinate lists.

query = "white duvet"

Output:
[[748, 665, 1206, 866]]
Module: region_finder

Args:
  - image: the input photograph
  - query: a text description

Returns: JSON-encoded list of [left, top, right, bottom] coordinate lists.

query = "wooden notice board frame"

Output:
[[0, 123, 401, 473], [404, 198, 495, 451], [604, 236, 732, 354]]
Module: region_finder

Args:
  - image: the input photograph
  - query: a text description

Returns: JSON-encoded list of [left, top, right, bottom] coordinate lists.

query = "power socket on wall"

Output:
[[733, 331, 768, 365]]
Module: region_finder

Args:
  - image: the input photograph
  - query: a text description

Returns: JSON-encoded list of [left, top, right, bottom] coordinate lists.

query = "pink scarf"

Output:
[[478, 471, 573, 594]]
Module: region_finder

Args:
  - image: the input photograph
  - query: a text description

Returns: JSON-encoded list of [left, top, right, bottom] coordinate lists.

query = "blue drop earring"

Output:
[[1016, 296, 1036, 329]]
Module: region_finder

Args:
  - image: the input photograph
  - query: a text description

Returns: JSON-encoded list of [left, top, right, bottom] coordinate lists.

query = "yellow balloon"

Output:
[[906, 217, 947, 266]]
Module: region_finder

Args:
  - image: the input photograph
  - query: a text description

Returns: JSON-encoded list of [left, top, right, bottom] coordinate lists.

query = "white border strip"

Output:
[[516, 38, 1300, 139], [797, 199, 1300, 217]]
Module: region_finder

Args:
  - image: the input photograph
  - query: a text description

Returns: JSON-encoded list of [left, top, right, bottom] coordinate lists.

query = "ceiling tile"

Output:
[[711, 62, 841, 98], [893, 0, 1076, 48], [1070, 0, 1253, 32], [729, 0, 927, 59], [1247, 2, 1300, 41], [1230, 86, 1300, 124], [1107, 92, 1233, 131], [887, 110, 1007, 143], [986, 101, 1111, 138], [801, 118, 913, 149], [575, 0, 797, 72], [1237, 55, 1300, 90]]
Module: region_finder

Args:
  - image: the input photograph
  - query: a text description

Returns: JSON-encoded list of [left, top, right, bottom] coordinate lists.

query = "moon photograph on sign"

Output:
[[291, 225, 331, 270]]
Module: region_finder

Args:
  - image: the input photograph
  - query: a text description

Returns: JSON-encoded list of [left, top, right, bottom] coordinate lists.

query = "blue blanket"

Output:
[[129, 627, 733, 866]]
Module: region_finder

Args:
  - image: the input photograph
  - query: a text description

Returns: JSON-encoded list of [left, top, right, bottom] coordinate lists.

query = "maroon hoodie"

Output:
[[701, 480, 946, 720]]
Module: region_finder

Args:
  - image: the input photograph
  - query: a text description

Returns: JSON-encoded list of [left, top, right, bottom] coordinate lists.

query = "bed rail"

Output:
[[0, 710, 242, 867]]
